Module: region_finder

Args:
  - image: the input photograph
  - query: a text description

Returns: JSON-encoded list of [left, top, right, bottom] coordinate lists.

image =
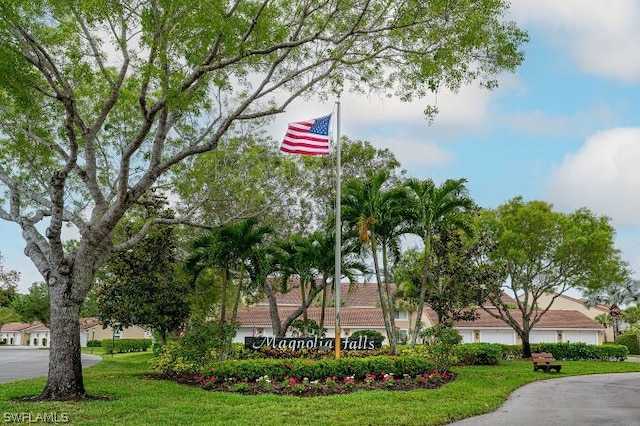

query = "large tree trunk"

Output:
[[263, 278, 282, 336], [381, 245, 397, 352], [411, 232, 432, 348], [319, 280, 327, 330], [519, 325, 533, 358], [39, 278, 85, 400], [370, 238, 396, 353]]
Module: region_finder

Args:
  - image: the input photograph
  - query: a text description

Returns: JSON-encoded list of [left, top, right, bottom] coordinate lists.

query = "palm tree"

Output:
[[594, 313, 612, 343], [186, 218, 273, 323], [304, 230, 368, 330], [342, 170, 412, 352], [405, 178, 475, 347], [584, 275, 640, 340]]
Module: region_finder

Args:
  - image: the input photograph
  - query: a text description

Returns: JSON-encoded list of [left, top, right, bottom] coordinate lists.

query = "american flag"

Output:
[[280, 114, 331, 156]]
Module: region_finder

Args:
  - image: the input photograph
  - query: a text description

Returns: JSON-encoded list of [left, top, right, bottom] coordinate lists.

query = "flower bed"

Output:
[[162, 370, 456, 397]]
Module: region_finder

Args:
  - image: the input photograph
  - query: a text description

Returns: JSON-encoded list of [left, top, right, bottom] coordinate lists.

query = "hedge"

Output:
[[454, 343, 503, 365], [102, 338, 152, 354], [530, 342, 628, 361], [615, 333, 640, 355], [200, 356, 434, 382]]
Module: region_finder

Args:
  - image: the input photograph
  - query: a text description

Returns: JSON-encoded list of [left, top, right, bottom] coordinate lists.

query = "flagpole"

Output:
[[334, 96, 342, 359]]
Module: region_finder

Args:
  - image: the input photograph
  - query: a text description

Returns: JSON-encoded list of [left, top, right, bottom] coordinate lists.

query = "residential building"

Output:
[[233, 282, 605, 346], [1, 319, 151, 347]]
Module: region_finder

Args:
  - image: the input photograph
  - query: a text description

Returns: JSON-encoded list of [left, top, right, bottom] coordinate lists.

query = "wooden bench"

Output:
[[532, 352, 562, 373]]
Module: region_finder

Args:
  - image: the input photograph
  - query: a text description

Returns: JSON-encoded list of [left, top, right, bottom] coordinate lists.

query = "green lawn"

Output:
[[1, 352, 639, 425]]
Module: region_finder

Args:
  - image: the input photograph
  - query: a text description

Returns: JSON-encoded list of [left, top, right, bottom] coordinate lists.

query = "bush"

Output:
[[350, 329, 385, 347], [86, 340, 102, 348], [497, 344, 522, 360], [418, 325, 462, 372], [201, 356, 434, 383], [454, 343, 503, 365], [102, 338, 152, 354], [149, 340, 200, 375], [530, 342, 628, 361], [615, 333, 640, 355], [149, 319, 239, 374]]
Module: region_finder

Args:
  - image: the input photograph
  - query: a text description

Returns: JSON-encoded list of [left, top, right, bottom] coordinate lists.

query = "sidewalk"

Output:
[[449, 372, 640, 425], [0, 346, 101, 384]]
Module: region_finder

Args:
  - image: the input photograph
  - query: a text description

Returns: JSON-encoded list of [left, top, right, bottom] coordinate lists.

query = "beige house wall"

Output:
[[85, 325, 150, 342], [536, 293, 612, 343]]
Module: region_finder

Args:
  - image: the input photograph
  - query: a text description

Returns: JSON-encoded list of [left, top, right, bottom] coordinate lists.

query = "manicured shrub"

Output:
[[101, 338, 152, 354], [201, 356, 434, 383], [454, 343, 503, 365], [530, 342, 628, 361], [149, 320, 239, 373], [86, 339, 102, 348], [418, 325, 462, 372], [497, 344, 522, 360], [149, 340, 199, 375], [615, 333, 640, 355], [350, 329, 385, 346]]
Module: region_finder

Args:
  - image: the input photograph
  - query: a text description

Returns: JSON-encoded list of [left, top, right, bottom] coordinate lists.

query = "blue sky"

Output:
[[271, 0, 640, 286], [3, 1, 640, 293]]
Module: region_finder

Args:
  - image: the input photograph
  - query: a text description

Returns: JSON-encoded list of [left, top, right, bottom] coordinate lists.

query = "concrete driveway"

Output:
[[450, 372, 640, 426], [0, 346, 102, 384]]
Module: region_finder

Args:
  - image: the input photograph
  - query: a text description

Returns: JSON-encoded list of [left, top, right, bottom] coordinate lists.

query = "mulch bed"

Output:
[[148, 372, 457, 397]]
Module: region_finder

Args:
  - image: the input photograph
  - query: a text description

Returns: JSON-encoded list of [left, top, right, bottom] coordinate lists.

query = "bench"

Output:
[[532, 352, 562, 373]]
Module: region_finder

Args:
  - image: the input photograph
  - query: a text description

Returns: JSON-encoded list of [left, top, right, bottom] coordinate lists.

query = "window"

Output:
[[394, 310, 408, 320]]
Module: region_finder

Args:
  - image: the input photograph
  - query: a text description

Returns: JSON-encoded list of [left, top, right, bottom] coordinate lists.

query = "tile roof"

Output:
[[235, 306, 385, 328], [264, 282, 386, 308], [23, 322, 49, 332], [79, 317, 102, 329], [2, 319, 106, 333], [0, 322, 35, 332], [449, 309, 604, 330], [264, 281, 518, 310]]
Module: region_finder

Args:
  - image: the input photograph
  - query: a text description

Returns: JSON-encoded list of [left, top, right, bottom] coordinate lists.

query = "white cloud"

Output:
[[268, 77, 506, 145], [371, 136, 455, 171], [544, 127, 640, 226], [505, 105, 617, 136], [509, 0, 640, 82], [341, 82, 494, 131]]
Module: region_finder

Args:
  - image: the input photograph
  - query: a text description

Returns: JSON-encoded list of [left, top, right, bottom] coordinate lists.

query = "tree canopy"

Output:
[[0, 0, 527, 399], [476, 197, 625, 357]]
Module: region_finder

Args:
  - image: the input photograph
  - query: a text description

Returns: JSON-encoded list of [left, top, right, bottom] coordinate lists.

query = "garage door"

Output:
[[530, 330, 556, 343], [480, 330, 515, 345], [563, 330, 598, 344]]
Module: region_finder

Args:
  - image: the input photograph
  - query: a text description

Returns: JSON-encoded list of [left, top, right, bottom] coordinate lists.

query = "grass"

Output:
[[1, 352, 640, 426]]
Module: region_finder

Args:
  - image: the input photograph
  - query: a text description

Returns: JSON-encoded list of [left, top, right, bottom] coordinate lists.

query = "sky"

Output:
[[2, 0, 640, 293]]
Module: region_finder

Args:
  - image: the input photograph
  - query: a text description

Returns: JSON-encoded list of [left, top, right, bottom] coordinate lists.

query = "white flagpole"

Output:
[[334, 96, 342, 359]]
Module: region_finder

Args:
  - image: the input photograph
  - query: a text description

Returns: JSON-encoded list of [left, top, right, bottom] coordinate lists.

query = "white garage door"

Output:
[[530, 330, 556, 343], [481, 330, 515, 345], [563, 330, 598, 344], [458, 330, 473, 344]]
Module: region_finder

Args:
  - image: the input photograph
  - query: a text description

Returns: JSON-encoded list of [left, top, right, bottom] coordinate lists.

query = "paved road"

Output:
[[0, 346, 102, 384], [450, 372, 640, 426]]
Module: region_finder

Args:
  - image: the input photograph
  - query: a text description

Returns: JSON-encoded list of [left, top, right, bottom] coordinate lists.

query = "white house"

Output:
[[1, 319, 151, 348], [233, 282, 605, 346]]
